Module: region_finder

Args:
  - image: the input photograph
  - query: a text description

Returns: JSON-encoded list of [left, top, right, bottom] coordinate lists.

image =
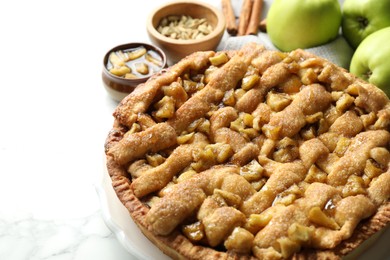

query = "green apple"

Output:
[[350, 27, 390, 97], [267, 0, 342, 52], [342, 0, 390, 49]]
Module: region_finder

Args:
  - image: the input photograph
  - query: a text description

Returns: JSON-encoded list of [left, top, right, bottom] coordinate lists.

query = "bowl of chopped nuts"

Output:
[[146, 0, 225, 64], [102, 42, 167, 102]]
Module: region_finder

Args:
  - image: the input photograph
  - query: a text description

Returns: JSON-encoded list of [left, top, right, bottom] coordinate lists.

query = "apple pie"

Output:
[[104, 43, 390, 259]]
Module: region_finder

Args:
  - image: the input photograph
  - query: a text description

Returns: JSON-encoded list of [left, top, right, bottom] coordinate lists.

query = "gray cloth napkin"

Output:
[[217, 0, 353, 69]]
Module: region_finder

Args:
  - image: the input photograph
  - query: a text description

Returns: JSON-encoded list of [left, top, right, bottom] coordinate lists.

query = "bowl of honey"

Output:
[[102, 42, 167, 102]]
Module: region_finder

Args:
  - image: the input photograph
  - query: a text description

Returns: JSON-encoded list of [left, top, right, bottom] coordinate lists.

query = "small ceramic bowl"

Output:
[[146, 0, 225, 64], [102, 42, 167, 102]]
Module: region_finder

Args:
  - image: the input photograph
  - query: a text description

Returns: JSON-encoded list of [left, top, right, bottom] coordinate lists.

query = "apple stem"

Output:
[[364, 70, 372, 81], [357, 16, 369, 29]]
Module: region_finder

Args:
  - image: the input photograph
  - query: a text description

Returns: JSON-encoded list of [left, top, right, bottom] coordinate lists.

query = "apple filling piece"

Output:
[[105, 43, 390, 260]]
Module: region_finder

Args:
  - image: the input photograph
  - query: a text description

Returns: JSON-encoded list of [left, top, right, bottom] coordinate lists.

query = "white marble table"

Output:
[[0, 0, 388, 260]]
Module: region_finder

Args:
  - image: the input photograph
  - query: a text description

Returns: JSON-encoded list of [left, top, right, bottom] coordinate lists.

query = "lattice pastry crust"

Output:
[[105, 43, 390, 259]]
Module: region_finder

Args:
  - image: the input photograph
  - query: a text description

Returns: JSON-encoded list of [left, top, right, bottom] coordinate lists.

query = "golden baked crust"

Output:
[[105, 43, 390, 259]]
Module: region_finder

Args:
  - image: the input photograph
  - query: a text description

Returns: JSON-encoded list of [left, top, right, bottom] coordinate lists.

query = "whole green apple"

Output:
[[342, 0, 390, 49], [350, 27, 390, 97], [267, 0, 342, 52]]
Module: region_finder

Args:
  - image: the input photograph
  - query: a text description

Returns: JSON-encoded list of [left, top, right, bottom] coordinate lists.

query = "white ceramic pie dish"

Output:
[[96, 159, 390, 260]]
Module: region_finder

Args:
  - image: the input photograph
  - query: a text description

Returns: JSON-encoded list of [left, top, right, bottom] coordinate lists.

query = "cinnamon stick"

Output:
[[221, 0, 238, 36], [245, 0, 263, 35], [259, 18, 267, 33], [237, 0, 253, 36]]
